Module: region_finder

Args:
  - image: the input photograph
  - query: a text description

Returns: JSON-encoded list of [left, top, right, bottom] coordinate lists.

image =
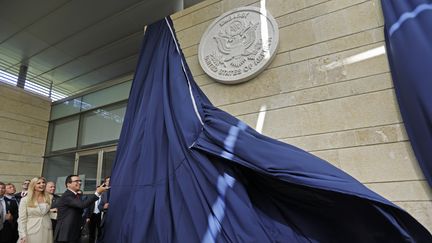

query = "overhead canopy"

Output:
[[102, 17, 432, 242], [0, 0, 205, 98]]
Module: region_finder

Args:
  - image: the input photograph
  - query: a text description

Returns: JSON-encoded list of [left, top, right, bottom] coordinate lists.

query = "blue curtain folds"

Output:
[[102, 17, 432, 242], [381, 0, 432, 187]]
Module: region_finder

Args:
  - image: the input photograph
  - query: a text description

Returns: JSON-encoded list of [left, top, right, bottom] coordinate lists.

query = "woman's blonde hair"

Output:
[[26, 177, 52, 207]]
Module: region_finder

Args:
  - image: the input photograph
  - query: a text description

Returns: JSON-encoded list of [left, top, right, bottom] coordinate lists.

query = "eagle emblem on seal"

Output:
[[211, 20, 261, 68]]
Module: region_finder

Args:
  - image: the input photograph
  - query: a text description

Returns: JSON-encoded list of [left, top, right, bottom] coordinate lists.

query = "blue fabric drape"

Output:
[[102, 17, 431, 242], [381, 0, 432, 187]]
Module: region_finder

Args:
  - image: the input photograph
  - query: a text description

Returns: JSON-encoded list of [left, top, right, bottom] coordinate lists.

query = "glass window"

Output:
[[42, 154, 75, 194], [81, 81, 131, 111], [79, 103, 126, 146], [51, 97, 82, 120], [77, 154, 98, 192], [50, 115, 79, 151], [101, 151, 116, 184]]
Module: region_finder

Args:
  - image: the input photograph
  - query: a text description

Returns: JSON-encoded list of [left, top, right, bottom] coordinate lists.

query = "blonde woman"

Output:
[[18, 177, 53, 243]]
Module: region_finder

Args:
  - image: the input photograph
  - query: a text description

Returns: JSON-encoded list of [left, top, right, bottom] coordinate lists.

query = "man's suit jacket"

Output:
[[0, 197, 19, 243], [54, 190, 99, 242], [50, 194, 60, 231], [97, 189, 110, 227], [14, 191, 26, 204]]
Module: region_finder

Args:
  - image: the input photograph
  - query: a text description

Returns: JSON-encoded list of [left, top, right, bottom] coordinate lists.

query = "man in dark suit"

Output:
[[54, 175, 108, 243], [85, 192, 101, 243], [47, 181, 60, 232], [0, 182, 19, 243], [14, 179, 30, 204], [96, 177, 110, 243]]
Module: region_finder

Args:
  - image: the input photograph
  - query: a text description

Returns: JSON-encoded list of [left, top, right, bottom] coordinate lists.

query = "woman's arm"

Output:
[[17, 197, 28, 242]]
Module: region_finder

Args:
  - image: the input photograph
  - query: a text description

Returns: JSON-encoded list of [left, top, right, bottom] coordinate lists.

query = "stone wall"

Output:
[[0, 83, 51, 188], [172, 0, 432, 231]]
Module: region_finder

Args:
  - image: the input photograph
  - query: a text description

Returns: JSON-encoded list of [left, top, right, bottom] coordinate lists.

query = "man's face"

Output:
[[46, 182, 56, 194], [22, 180, 30, 190], [67, 176, 81, 192], [5, 184, 16, 195], [105, 178, 110, 187], [0, 185, 5, 197]]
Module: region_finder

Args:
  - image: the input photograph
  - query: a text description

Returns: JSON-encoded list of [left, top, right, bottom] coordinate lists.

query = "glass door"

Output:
[[76, 150, 101, 193], [75, 146, 116, 193], [101, 147, 116, 184]]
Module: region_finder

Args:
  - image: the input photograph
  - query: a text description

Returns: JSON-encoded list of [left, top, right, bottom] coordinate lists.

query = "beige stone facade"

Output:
[[0, 83, 51, 188], [172, 0, 432, 231]]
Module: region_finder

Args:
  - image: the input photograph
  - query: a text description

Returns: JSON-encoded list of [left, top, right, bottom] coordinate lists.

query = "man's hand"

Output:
[[103, 203, 109, 209], [5, 211, 13, 222], [96, 184, 109, 194]]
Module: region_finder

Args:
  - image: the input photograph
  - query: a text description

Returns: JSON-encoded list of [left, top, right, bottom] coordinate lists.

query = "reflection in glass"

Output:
[[78, 154, 98, 192], [81, 81, 131, 111], [51, 98, 82, 120], [101, 151, 116, 184], [42, 154, 75, 194], [50, 116, 79, 151], [80, 103, 126, 146]]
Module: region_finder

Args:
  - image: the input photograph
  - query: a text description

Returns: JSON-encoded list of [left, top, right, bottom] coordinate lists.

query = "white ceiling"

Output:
[[0, 0, 204, 99]]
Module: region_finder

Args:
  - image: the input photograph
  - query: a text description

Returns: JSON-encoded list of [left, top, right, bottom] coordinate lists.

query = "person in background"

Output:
[[15, 180, 30, 204], [85, 184, 104, 243], [54, 175, 108, 243], [96, 176, 110, 243], [46, 181, 60, 232], [17, 177, 53, 243], [4, 184, 18, 204], [4, 182, 19, 241], [46, 182, 59, 204], [76, 190, 88, 228], [0, 181, 19, 243]]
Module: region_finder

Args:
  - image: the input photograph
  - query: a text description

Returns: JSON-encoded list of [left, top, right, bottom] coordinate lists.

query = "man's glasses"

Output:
[[71, 180, 82, 183]]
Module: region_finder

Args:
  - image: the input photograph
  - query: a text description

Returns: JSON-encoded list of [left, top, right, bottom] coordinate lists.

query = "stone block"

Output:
[[0, 160, 43, 176], [219, 68, 391, 121], [338, 142, 424, 183], [265, 0, 306, 18], [0, 152, 44, 164], [176, 19, 213, 49], [366, 180, 432, 201], [238, 89, 401, 139], [221, 0, 258, 12]]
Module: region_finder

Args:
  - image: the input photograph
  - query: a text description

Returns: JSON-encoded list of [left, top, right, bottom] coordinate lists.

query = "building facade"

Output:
[[0, 0, 431, 232]]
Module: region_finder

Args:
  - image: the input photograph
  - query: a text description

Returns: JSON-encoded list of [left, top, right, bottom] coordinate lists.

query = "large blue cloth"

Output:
[[381, 0, 432, 187], [102, 17, 432, 242]]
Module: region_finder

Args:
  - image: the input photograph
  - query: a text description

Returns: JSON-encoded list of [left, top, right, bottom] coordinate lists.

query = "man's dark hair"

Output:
[[0, 181, 5, 187], [65, 174, 78, 187], [104, 176, 111, 182]]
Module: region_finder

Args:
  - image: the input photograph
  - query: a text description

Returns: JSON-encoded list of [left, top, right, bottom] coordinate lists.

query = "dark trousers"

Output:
[[0, 222, 19, 243], [88, 213, 101, 243]]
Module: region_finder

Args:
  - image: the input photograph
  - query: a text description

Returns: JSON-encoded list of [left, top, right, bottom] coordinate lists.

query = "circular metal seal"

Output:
[[198, 7, 279, 84]]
